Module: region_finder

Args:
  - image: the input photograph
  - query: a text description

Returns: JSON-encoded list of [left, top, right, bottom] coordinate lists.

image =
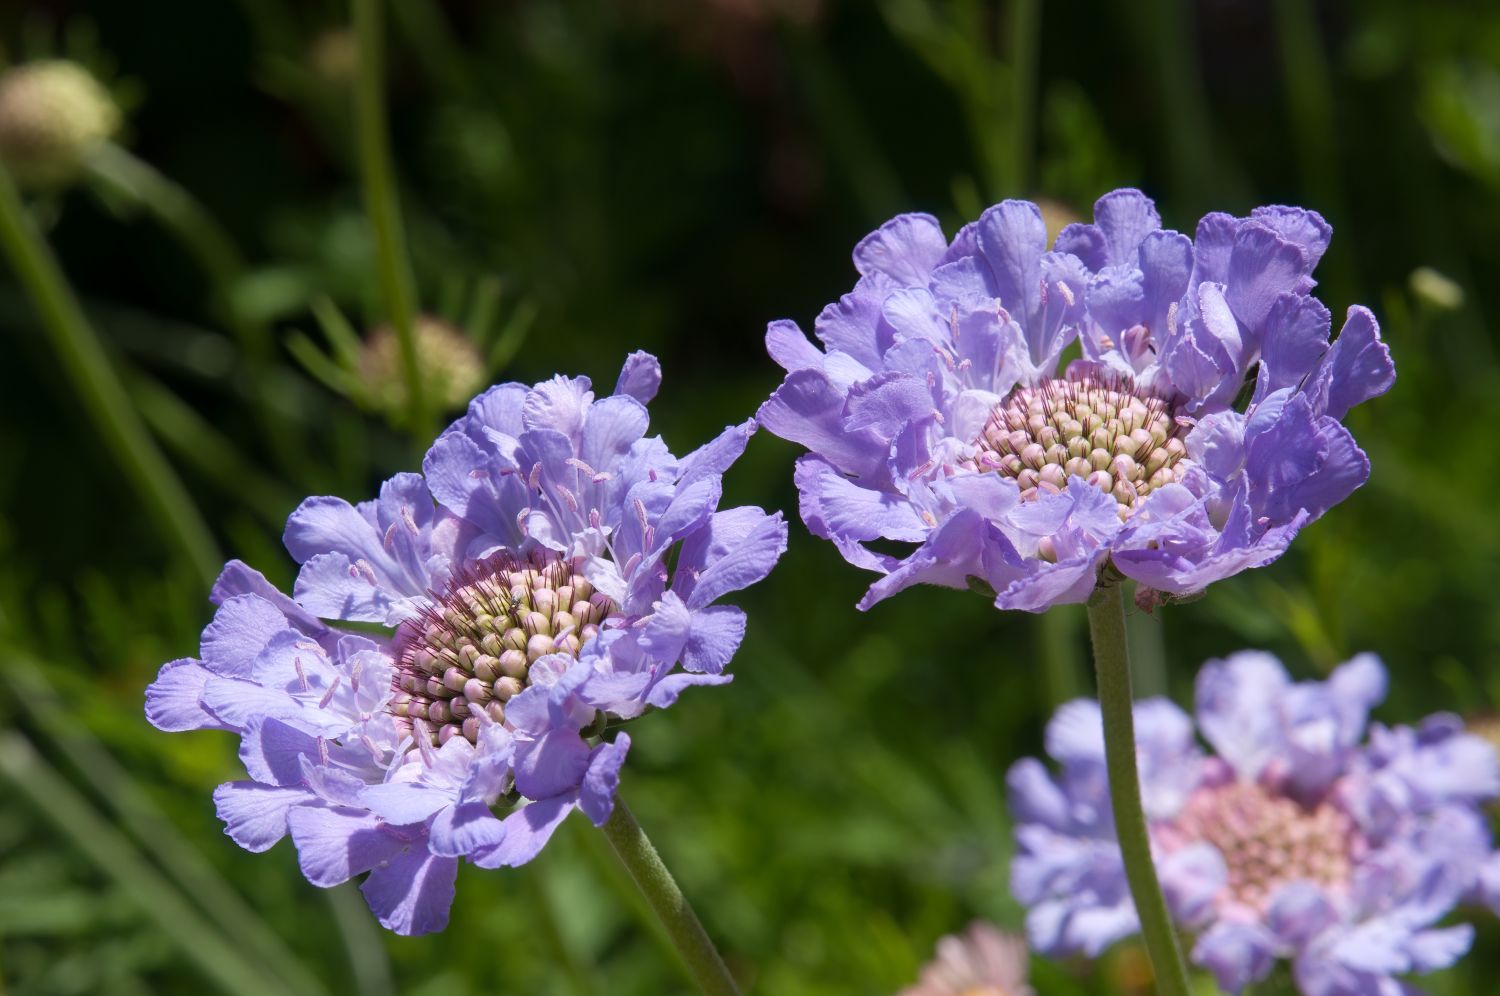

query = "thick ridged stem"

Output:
[[0, 162, 220, 585], [1085, 583, 1192, 996], [600, 800, 741, 996], [351, 0, 427, 443]]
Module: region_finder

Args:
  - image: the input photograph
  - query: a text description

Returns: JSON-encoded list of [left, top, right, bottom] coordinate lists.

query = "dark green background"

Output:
[[2, 0, 1498, 993]]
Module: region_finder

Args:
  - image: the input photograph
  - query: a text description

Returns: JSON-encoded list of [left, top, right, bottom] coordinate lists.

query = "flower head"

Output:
[[0, 60, 119, 189], [758, 190, 1393, 612], [900, 921, 1034, 996], [146, 352, 786, 933], [359, 316, 486, 419], [1008, 652, 1500, 994]]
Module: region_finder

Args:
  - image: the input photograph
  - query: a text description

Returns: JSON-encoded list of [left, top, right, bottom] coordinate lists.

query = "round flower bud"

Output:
[[308, 30, 358, 87], [0, 60, 120, 189], [360, 316, 486, 419]]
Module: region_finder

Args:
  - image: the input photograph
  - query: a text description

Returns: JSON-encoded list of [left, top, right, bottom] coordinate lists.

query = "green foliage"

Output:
[[1, 0, 1499, 992]]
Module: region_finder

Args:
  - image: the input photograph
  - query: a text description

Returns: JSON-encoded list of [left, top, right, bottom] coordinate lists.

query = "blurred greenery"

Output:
[[1, 0, 1499, 993]]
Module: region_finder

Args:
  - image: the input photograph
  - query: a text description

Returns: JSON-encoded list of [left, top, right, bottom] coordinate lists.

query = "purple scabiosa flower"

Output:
[[1008, 651, 1500, 994], [758, 190, 1393, 611], [145, 352, 787, 934], [899, 921, 1034, 996]]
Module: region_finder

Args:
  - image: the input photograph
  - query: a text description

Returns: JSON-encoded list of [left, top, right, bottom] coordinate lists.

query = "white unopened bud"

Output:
[[0, 61, 119, 189]]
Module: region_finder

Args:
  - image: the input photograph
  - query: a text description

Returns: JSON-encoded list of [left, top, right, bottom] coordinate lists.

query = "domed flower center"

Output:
[[974, 376, 1189, 518], [1161, 781, 1361, 913], [390, 552, 615, 745]]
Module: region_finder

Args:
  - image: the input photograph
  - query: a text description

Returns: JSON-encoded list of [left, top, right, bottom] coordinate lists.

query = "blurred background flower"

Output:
[[2, 0, 1500, 993], [0, 58, 119, 189], [899, 920, 1033, 996], [1009, 651, 1500, 993]]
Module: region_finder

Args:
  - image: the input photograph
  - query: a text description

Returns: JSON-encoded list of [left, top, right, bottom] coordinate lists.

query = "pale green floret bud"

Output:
[[498, 649, 528, 679], [0, 60, 120, 189]]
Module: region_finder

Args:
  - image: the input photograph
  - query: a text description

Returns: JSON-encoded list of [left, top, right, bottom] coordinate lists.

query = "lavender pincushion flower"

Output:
[[758, 190, 1393, 611], [146, 352, 787, 934], [1008, 652, 1500, 994]]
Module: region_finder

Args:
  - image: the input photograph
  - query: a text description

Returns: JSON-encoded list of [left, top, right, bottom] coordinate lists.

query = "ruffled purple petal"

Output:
[[853, 212, 948, 285], [1194, 651, 1292, 779], [514, 728, 591, 801], [1305, 307, 1394, 421], [213, 781, 311, 852], [361, 847, 458, 936], [476, 796, 578, 869], [675, 508, 788, 609], [677, 419, 755, 489], [644, 671, 733, 709], [200, 594, 288, 676], [1224, 222, 1311, 338], [286, 806, 408, 887], [1192, 921, 1278, 995], [145, 659, 226, 732], [613, 351, 661, 404], [1092, 188, 1162, 267], [578, 734, 630, 826], [757, 369, 885, 481], [238, 716, 321, 786]]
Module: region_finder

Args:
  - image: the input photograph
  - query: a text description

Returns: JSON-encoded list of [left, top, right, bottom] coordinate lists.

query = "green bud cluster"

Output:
[[976, 375, 1191, 520], [0, 60, 120, 189], [390, 553, 615, 745]]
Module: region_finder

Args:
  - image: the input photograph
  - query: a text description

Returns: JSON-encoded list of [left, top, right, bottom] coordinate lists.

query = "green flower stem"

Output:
[[1006, 0, 1041, 193], [1085, 583, 1192, 996], [0, 163, 221, 586], [599, 799, 742, 996], [351, 0, 428, 444]]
